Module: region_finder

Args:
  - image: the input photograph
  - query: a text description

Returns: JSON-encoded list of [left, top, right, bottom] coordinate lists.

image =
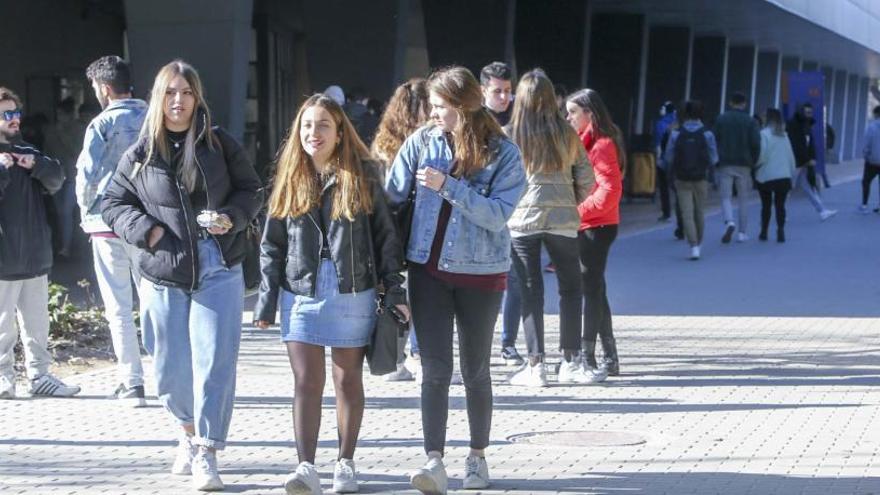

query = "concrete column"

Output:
[[844, 73, 860, 160], [857, 77, 871, 158], [754, 51, 780, 114], [124, 0, 253, 140], [725, 45, 757, 111], [821, 66, 834, 123], [689, 36, 727, 123], [642, 26, 690, 133], [832, 70, 848, 163], [586, 13, 645, 136]]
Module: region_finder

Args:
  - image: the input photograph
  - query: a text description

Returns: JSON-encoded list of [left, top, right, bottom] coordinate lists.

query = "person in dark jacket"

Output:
[[0, 87, 81, 400], [787, 103, 837, 221], [253, 94, 408, 495], [101, 61, 263, 492]]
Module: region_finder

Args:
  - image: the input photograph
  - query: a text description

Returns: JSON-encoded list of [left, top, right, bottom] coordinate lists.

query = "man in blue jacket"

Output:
[[75, 56, 148, 406]]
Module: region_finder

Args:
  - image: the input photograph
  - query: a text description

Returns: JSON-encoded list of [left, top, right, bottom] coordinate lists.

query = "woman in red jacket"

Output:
[[565, 88, 624, 376]]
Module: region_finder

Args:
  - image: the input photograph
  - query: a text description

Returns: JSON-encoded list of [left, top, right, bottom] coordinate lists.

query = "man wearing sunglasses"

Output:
[[0, 86, 80, 399]]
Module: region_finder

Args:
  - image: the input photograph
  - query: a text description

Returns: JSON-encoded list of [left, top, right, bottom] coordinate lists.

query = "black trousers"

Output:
[[657, 166, 671, 218], [407, 264, 503, 454], [578, 225, 617, 345], [757, 179, 791, 233], [510, 233, 582, 356], [862, 162, 880, 206]]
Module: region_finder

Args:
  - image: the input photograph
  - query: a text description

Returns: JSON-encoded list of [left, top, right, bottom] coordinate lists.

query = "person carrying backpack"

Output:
[[664, 101, 718, 260]]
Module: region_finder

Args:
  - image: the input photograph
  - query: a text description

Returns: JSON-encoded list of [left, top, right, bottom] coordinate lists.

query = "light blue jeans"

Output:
[[139, 239, 244, 450]]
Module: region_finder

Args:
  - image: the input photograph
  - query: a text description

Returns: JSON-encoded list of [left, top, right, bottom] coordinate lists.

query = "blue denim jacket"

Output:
[[75, 98, 147, 233], [385, 125, 526, 274]]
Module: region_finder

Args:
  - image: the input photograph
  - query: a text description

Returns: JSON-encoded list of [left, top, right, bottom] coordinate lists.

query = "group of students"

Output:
[[0, 55, 624, 495], [656, 93, 839, 260]]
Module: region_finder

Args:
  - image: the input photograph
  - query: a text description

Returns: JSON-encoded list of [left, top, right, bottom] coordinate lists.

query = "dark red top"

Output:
[[419, 201, 507, 292]]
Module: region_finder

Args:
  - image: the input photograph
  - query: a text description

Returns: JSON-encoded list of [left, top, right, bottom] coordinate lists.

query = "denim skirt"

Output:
[[280, 259, 377, 347]]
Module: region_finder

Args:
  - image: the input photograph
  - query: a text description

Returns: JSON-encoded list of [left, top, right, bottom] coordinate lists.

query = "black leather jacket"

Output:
[[101, 115, 264, 290], [254, 162, 405, 324]]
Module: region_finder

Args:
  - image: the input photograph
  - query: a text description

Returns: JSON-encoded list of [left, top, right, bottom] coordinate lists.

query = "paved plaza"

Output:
[[1, 174, 879, 494]]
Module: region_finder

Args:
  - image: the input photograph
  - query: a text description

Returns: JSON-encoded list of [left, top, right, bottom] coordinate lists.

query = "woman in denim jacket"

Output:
[[386, 66, 525, 494]]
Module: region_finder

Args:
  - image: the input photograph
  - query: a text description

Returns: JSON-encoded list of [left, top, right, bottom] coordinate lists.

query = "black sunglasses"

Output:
[[2, 110, 21, 121]]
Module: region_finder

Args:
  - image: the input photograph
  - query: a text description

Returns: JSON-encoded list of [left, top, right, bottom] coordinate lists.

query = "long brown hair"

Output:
[[508, 69, 581, 174], [371, 78, 430, 166], [141, 60, 215, 192], [428, 66, 504, 178], [268, 94, 373, 221], [567, 88, 627, 173]]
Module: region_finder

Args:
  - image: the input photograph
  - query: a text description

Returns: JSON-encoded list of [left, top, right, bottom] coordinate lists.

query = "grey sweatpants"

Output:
[[0, 275, 53, 381]]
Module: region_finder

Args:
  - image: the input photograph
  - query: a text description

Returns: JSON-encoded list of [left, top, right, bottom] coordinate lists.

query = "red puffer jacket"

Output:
[[577, 124, 622, 230]]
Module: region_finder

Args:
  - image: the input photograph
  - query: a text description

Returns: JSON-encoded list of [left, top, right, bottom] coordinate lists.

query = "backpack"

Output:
[[672, 127, 710, 181]]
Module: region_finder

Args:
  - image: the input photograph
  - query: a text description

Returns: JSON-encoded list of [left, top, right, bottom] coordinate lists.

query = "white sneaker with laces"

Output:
[[384, 363, 414, 382], [689, 245, 701, 260], [508, 362, 548, 387], [333, 458, 358, 493], [410, 455, 448, 494], [171, 434, 198, 475], [462, 455, 490, 489], [820, 209, 838, 221], [736, 232, 749, 243], [558, 357, 606, 384], [284, 461, 321, 495], [191, 448, 224, 491], [0, 375, 15, 399], [28, 373, 80, 397]]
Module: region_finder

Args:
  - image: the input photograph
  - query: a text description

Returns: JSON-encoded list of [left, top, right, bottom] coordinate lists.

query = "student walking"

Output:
[[101, 60, 263, 491], [254, 94, 408, 495], [861, 105, 880, 213], [504, 69, 596, 387], [755, 108, 796, 242], [386, 66, 525, 494], [788, 103, 837, 221], [565, 89, 623, 377]]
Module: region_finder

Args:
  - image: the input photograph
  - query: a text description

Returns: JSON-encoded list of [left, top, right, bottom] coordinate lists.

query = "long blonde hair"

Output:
[[141, 60, 214, 192], [508, 69, 580, 174], [371, 78, 430, 166], [268, 94, 373, 220], [428, 66, 504, 178]]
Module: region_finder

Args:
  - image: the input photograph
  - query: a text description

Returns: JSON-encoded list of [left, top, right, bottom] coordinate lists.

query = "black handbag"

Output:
[[363, 213, 407, 376], [241, 212, 264, 297]]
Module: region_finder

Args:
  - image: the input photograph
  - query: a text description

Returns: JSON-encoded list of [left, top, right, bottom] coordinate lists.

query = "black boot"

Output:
[[582, 340, 599, 369], [777, 227, 785, 243], [599, 335, 620, 376]]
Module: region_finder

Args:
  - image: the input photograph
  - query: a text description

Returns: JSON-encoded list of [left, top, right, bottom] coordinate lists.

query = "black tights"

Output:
[[286, 342, 365, 463], [862, 162, 880, 206], [757, 179, 791, 233]]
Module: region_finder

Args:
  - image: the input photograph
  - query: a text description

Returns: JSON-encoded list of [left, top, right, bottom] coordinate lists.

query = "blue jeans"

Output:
[[140, 239, 244, 450], [501, 264, 522, 348]]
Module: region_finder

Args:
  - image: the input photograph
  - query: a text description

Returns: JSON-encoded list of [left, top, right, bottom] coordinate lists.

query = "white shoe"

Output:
[[508, 362, 548, 387], [859, 204, 870, 214], [558, 357, 606, 384], [384, 363, 414, 382], [0, 376, 15, 399], [285, 461, 322, 495], [689, 245, 701, 260], [820, 209, 838, 221], [410, 455, 448, 494], [333, 458, 359, 493], [28, 373, 80, 397], [736, 232, 749, 243], [191, 448, 224, 491], [462, 455, 490, 489], [171, 434, 198, 475], [406, 354, 423, 385]]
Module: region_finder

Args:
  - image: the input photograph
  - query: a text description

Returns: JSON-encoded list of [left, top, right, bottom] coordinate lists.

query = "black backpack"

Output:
[[672, 127, 711, 181]]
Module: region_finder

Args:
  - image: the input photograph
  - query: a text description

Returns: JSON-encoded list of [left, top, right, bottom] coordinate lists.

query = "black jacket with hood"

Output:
[[787, 107, 817, 168]]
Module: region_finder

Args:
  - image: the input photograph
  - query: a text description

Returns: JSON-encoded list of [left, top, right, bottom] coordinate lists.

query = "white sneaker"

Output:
[[384, 363, 414, 382], [736, 232, 749, 243], [558, 357, 606, 384], [191, 448, 224, 491], [333, 458, 358, 493], [410, 455, 448, 494], [689, 245, 701, 260], [171, 434, 198, 475], [285, 461, 321, 495], [859, 204, 870, 214], [508, 362, 548, 387], [406, 354, 423, 385], [0, 376, 15, 399], [28, 373, 80, 397], [462, 455, 490, 490], [820, 209, 838, 221]]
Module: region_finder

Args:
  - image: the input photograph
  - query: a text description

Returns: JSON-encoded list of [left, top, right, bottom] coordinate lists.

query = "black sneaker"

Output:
[[501, 346, 525, 366], [109, 383, 147, 407], [721, 223, 735, 244]]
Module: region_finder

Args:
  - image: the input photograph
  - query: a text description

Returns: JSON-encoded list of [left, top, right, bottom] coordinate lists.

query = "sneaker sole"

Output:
[[119, 396, 148, 407], [721, 225, 735, 243], [332, 480, 359, 493], [285, 479, 318, 495], [462, 477, 490, 490], [194, 479, 224, 491], [411, 473, 445, 495]]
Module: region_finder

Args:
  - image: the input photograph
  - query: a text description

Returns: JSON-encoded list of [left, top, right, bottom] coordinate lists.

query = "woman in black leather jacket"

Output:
[[253, 94, 408, 494]]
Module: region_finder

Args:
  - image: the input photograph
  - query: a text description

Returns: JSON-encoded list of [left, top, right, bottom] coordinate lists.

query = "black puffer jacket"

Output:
[[0, 142, 64, 280], [787, 110, 817, 167], [254, 162, 405, 324], [101, 117, 263, 290]]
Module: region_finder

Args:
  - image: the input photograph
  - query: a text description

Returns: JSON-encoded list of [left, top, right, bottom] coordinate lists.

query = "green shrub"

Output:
[[47, 280, 108, 339]]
